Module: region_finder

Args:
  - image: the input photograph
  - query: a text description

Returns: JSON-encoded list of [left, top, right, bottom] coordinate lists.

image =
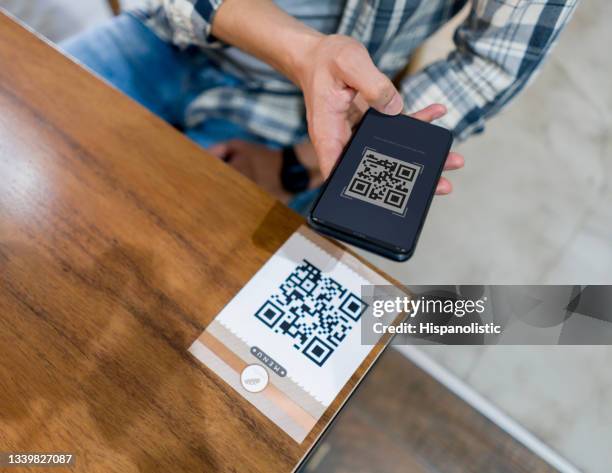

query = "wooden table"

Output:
[[0, 12, 393, 473]]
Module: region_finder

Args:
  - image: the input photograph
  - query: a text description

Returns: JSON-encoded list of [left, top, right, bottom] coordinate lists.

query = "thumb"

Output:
[[315, 137, 345, 178], [338, 57, 403, 115], [368, 73, 403, 115]]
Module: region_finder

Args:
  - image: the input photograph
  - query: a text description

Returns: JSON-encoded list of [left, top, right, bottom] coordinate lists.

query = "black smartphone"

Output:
[[308, 109, 453, 261]]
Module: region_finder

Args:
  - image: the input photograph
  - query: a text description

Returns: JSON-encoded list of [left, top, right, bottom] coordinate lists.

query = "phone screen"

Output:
[[310, 109, 453, 257]]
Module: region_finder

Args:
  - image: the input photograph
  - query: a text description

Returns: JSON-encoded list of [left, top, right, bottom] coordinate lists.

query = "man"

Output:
[[61, 0, 577, 207]]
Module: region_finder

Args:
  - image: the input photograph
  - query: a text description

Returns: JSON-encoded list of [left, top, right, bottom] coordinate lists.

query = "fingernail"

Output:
[[383, 94, 403, 115]]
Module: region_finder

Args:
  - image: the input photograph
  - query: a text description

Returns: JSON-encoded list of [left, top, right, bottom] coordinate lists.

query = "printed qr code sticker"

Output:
[[188, 227, 397, 442], [255, 259, 367, 367], [343, 147, 423, 215]]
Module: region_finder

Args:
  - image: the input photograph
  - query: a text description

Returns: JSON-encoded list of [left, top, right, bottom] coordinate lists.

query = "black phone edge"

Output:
[[308, 109, 454, 262], [307, 216, 412, 261]]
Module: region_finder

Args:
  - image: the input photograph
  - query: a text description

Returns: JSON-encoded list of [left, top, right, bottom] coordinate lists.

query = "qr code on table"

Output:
[[254, 259, 367, 367], [343, 148, 422, 215]]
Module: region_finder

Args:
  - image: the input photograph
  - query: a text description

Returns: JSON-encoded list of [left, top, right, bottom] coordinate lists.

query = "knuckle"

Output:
[[333, 39, 367, 69]]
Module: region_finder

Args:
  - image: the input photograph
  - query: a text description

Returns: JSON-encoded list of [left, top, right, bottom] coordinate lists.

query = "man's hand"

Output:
[[210, 103, 464, 199], [294, 35, 404, 177], [212, 1, 461, 181], [409, 103, 464, 195], [212, 2, 406, 176]]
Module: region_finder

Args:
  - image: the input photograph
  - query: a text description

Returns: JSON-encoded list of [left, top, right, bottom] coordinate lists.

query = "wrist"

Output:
[[280, 29, 323, 86], [212, 0, 323, 86]]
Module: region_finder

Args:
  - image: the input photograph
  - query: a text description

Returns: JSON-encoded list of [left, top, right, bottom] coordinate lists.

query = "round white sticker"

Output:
[[240, 364, 269, 393]]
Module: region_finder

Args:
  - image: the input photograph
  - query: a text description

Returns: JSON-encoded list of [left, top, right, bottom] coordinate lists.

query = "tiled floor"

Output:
[[413, 345, 612, 473], [2, 1, 609, 472]]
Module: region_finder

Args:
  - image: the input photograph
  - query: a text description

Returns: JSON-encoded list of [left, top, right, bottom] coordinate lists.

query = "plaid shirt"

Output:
[[134, 0, 578, 145]]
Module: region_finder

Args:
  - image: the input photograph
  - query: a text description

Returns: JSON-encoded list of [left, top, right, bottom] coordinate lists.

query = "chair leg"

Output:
[[108, 0, 121, 16]]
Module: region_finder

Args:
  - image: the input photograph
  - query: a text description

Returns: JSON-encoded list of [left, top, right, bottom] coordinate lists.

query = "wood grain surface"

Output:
[[0, 12, 395, 473], [301, 349, 558, 473]]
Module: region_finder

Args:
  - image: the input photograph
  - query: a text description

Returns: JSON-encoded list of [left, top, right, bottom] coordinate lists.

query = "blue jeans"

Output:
[[60, 14, 280, 149], [60, 14, 319, 213]]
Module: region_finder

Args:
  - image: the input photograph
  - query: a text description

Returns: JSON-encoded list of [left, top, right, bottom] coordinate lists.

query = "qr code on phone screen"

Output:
[[343, 148, 422, 215], [254, 259, 367, 367]]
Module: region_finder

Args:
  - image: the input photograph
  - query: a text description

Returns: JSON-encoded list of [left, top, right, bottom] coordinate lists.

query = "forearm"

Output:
[[210, 0, 403, 173], [401, 0, 577, 140], [211, 0, 322, 85], [400, 55, 509, 140]]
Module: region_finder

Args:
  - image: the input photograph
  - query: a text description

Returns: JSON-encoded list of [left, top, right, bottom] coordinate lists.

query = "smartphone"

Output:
[[308, 109, 453, 261]]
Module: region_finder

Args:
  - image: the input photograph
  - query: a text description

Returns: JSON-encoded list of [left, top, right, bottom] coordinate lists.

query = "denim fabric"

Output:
[[60, 14, 314, 212], [60, 13, 280, 150]]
